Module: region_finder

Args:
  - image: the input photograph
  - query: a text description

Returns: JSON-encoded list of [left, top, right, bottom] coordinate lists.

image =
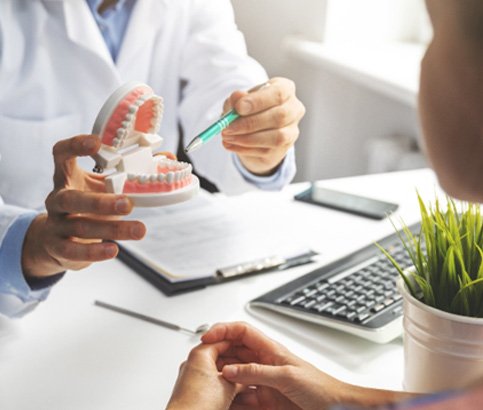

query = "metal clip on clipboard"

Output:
[[216, 250, 319, 280]]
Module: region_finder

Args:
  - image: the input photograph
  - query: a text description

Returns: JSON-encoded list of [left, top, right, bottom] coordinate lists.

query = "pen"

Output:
[[184, 82, 271, 153], [216, 249, 318, 279]]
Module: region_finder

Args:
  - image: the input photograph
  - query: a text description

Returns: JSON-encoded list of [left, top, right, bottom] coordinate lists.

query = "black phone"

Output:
[[294, 185, 399, 220]]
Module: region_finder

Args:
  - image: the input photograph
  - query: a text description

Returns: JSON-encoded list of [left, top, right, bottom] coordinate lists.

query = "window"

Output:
[[323, 0, 432, 45]]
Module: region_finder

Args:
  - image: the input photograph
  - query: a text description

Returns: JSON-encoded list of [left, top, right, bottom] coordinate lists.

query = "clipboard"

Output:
[[116, 190, 320, 296], [118, 245, 318, 296]]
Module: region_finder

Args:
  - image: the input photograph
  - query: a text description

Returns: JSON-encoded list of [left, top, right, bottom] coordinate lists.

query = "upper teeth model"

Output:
[[91, 82, 199, 207]]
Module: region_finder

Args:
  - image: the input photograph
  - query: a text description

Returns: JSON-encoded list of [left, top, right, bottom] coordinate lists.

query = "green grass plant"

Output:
[[377, 193, 483, 317]]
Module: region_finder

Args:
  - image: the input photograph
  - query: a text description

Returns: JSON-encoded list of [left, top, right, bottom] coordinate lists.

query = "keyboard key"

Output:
[[346, 299, 357, 308], [325, 304, 346, 316], [343, 290, 355, 298], [356, 312, 371, 322], [372, 303, 386, 313], [364, 300, 376, 309], [362, 288, 375, 297], [316, 282, 329, 291], [302, 299, 317, 309], [383, 298, 395, 307], [289, 296, 306, 306], [354, 304, 366, 313], [314, 301, 333, 313], [324, 289, 336, 297], [335, 307, 349, 318], [345, 310, 357, 320], [304, 289, 318, 297], [335, 295, 346, 303], [384, 290, 396, 297]]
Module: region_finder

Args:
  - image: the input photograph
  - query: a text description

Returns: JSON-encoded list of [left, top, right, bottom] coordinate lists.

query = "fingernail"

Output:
[[223, 366, 238, 378], [131, 224, 145, 239], [104, 244, 118, 258], [238, 100, 252, 115], [115, 197, 131, 214]]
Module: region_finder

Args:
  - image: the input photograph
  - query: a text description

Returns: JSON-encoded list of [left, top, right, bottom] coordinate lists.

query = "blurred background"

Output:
[[231, 0, 432, 182]]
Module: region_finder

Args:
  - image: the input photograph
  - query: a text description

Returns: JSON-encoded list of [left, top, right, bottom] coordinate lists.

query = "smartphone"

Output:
[[294, 185, 399, 220]]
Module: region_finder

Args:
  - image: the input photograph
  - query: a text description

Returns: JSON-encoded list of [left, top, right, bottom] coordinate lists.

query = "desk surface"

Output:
[[0, 169, 440, 410]]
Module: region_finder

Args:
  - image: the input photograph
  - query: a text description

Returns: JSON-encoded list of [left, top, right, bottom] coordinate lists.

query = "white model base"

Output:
[[126, 176, 200, 207]]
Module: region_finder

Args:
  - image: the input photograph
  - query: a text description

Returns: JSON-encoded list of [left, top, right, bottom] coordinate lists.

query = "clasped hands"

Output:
[[167, 322, 353, 410], [167, 322, 411, 410]]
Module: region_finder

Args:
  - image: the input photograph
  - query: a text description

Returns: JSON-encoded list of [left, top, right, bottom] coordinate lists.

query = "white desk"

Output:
[[0, 169, 440, 410]]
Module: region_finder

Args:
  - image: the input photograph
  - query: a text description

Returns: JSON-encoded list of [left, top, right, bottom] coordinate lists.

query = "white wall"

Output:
[[231, 0, 427, 182], [231, 0, 328, 76], [324, 0, 430, 43], [295, 67, 423, 181]]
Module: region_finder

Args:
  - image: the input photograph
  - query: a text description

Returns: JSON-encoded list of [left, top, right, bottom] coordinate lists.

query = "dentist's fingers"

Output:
[[222, 124, 300, 149], [223, 97, 303, 137], [228, 78, 295, 116], [52, 135, 101, 189], [46, 238, 119, 266], [45, 189, 133, 216], [58, 217, 146, 241]]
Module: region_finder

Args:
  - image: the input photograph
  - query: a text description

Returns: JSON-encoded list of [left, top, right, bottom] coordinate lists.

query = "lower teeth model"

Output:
[[91, 82, 199, 207]]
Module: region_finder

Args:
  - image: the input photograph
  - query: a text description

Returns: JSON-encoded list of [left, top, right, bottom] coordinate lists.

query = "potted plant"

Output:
[[378, 194, 483, 393]]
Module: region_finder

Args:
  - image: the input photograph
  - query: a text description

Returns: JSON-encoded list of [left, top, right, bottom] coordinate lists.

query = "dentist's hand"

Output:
[[221, 77, 305, 176], [22, 134, 146, 278]]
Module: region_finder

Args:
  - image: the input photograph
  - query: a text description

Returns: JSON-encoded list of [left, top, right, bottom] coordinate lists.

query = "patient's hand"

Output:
[[202, 322, 415, 410], [22, 134, 146, 278], [166, 341, 241, 410]]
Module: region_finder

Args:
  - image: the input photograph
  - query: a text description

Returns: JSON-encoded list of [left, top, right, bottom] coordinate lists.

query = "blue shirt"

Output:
[[0, 0, 295, 317], [0, 212, 52, 317], [85, 0, 135, 62]]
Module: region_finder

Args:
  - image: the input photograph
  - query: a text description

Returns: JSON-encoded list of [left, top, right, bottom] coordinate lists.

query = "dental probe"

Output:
[[94, 300, 210, 335]]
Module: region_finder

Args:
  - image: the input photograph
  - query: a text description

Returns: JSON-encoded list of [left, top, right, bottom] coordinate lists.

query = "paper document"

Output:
[[122, 191, 314, 282]]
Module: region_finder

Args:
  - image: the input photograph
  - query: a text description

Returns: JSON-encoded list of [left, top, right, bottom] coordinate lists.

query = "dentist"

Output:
[[0, 0, 305, 316]]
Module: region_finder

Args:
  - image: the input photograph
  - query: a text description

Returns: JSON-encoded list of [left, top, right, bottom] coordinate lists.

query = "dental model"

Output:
[[91, 82, 199, 207]]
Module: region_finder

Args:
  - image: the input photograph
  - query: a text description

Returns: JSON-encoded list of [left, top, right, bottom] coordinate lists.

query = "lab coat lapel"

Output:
[[116, 0, 168, 79], [60, 1, 116, 72]]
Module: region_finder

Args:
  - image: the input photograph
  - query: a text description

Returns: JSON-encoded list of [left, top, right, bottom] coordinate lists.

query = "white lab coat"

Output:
[[0, 0, 268, 243]]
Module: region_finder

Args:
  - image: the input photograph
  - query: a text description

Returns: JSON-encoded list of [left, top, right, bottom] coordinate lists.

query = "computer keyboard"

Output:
[[249, 223, 420, 344]]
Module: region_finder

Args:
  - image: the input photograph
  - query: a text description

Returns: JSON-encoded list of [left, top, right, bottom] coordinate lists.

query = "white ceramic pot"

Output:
[[398, 279, 483, 393]]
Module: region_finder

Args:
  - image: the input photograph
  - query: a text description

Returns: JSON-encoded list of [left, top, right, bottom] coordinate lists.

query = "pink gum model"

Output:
[[92, 82, 198, 203]]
